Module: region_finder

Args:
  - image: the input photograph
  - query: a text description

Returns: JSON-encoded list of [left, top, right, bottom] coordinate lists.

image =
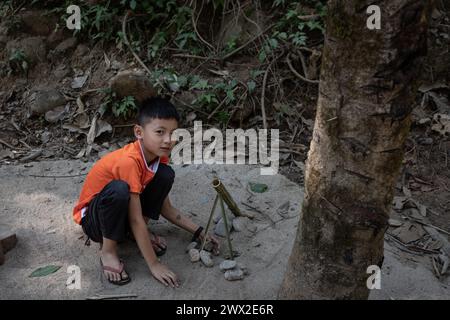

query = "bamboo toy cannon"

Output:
[[200, 178, 252, 260], [212, 178, 255, 219]]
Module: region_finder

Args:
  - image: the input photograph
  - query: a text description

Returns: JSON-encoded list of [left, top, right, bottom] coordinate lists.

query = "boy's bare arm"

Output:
[[128, 193, 179, 287], [160, 196, 199, 234], [161, 196, 220, 249]]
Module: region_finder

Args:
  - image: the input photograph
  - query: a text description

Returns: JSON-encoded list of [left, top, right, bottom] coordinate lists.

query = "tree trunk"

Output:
[[279, 0, 432, 299]]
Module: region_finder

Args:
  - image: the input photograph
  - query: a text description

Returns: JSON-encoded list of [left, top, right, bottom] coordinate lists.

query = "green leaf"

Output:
[[29, 265, 62, 278], [130, 0, 137, 10], [247, 80, 256, 93], [249, 182, 268, 193]]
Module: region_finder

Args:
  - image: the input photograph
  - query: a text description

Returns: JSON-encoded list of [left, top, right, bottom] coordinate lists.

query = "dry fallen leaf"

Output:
[[431, 113, 450, 136]]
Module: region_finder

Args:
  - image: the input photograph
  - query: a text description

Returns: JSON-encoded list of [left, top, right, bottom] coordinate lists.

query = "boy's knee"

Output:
[[158, 164, 175, 184], [107, 180, 130, 204]]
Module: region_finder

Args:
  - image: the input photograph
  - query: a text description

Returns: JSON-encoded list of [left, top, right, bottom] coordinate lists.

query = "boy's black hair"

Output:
[[137, 97, 180, 126]]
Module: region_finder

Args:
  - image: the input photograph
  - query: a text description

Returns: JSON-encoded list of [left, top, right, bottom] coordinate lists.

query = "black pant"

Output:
[[81, 163, 175, 243]]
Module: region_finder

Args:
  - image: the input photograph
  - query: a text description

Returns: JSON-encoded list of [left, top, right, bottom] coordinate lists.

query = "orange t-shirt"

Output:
[[72, 140, 169, 225]]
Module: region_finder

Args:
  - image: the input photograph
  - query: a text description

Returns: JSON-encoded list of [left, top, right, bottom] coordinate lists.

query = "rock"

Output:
[[0, 227, 17, 254], [6, 37, 47, 65], [388, 218, 403, 227], [29, 89, 66, 115], [199, 250, 213, 267], [111, 60, 124, 70], [418, 118, 431, 125], [53, 65, 71, 80], [417, 137, 433, 145], [47, 29, 67, 48], [186, 241, 199, 253], [219, 260, 237, 272], [74, 44, 89, 57], [40, 131, 52, 144], [109, 69, 157, 105], [19, 10, 57, 36], [224, 268, 244, 281], [214, 217, 233, 237], [218, 8, 264, 49], [237, 262, 250, 275], [55, 37, 78, 53], [71, 74, 88, 89], [45, 105, 66, 123], [232, 217, 248, 232], [189, 248, 200, 263]]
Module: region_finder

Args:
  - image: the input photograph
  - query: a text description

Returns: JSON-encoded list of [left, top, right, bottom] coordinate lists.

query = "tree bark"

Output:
[[279, 0, 432, 299]]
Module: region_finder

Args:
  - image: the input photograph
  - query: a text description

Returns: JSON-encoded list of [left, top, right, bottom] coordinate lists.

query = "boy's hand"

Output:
[[149, 261, 180, 288], [201, 232, 220, 255]]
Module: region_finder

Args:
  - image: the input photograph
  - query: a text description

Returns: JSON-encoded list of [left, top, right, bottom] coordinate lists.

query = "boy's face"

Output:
[[134, 118, 178, 159]]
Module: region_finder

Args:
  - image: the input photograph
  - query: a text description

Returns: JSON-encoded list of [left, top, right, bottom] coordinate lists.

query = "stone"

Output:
[[54, 37, 78, 53], [186, 241, 199, 253], [29, 88, 66, 115], [6, 37, 47, 65], [45, 105, 66, 123], [40, 131, 52, 144], [224, 268, 244, 281], [109, 69, 157, 105], [232, 217, 248, 232], [0, 227, 17, 254], [189, 248, 200, 263], [0, 243, 4, 265], [214, 217, 233, 237], [219, 260, 237, 272], [237, 262, 250, 275], [199, 250, 213, 267], [53, 65, 71, 80], [74, 44, 89, 57], [19, 10, 57, 36]]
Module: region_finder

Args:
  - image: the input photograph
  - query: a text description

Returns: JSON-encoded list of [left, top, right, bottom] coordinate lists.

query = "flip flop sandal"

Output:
[[100, 258, 131, 286], [151, 235, 167, 257]]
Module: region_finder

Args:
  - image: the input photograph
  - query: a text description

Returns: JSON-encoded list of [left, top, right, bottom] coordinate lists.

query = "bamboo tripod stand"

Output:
[[200, 178, 244, 260]]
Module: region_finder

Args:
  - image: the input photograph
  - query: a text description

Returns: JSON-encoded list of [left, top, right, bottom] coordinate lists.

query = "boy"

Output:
[[72, 97, 219, 287]]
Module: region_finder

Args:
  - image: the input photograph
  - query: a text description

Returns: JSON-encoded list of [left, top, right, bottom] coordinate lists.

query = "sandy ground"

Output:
[[0, 160, 448, 299]]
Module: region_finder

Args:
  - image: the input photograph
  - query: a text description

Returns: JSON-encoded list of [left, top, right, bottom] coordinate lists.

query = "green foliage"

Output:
[[48, 0, 202, 58], [8, 49, 29, 75], [100, 89, 137, 120]]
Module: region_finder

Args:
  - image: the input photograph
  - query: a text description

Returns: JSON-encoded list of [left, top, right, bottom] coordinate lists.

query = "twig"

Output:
[[408, 217, 450, 236], [18, 139, 32, 150], [261, 65, 270, 130], [191, 0, 216, 53], [286, 54, 320, 84], [260, 50, 286, 130], [20, 149, 42, 162], [171, 53, 219, 61], [431, 256, 441, 278], [297, 14, 321, 20], [221, 23, 276, 60], [86, 293, 137, 300], [0, 138, 16, 150], [121, 12, 153, 78], [22, 173, 87, 178]]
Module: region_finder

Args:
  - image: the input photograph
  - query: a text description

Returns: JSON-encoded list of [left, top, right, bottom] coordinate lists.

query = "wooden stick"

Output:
[[286, 54, 320, 84], [0, 138, 15, 150], [212, 178, 246, 218], [200, 193, 219, 252], [219, 194, 234, 260], [86, 293, 137, 300]]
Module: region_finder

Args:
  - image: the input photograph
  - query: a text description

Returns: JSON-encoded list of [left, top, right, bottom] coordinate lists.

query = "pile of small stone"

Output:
[[186, 241, 217, 267], [185, 241, 249, 281], [220, 260, 249, 281]]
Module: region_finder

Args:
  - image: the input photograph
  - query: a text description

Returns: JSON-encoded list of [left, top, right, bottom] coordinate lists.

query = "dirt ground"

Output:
[[0, 160, 448, 300]]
